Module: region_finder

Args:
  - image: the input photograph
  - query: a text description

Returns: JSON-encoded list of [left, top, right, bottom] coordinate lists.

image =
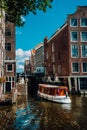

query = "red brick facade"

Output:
[[4, 22, 16, 93], [44, 6, 87, 93], [44, 24, 69, 77]]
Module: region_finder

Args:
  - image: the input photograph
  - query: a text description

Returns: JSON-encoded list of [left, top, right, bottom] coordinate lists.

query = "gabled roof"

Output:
[[48, 23, 67, 42]]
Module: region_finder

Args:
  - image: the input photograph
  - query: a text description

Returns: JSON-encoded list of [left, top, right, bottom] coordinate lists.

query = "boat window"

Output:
[[42, 88, 44, 93], [55, 89, 58, 95], [44, 87, 47, 93], [49, 88, 54, 95], [59, 89, 66, 95]]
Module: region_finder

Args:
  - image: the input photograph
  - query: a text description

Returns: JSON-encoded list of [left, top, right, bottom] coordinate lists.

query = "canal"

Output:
[[0, 95, 87, 130]]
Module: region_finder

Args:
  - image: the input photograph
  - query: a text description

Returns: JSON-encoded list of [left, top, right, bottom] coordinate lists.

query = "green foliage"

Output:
[[0, 0, 53, 26]]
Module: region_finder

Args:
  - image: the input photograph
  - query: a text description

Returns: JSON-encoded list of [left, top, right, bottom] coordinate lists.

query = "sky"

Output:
[[16, 0, 87, 73]]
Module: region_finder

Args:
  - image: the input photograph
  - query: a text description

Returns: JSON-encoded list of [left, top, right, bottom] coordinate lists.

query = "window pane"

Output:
[[71, 32, 78, 41], [70, 18, 77, 26], [81, 18, 87, 26], [9, 77, 11, 81], [52, 43, 54, 52], [81, 32, 87, 41], [83, 63, 87, 72], [7, 65, 12, 71], [46, 52, 48, 59], [52, 53, 55, 62], [82, 45, 87, 57], [80, 78, 87, 89], [72, 63, 79, 72], [71, 45, 78, 57], [5, 43, 11, 51], [12, 77, 14, 81], [5, 29, 11, 36]]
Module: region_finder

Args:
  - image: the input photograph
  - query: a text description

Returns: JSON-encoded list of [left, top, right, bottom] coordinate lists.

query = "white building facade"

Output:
[[0, 8, 5, 96]]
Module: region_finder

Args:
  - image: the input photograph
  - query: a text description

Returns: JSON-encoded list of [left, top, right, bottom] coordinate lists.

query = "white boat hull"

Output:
[[38, 91, 71, 104]]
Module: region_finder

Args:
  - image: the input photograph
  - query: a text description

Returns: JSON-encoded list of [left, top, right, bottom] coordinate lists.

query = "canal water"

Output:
[[0, 95, 87, 130]]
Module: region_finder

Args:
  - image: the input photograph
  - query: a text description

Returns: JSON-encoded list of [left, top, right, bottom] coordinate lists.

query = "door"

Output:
[[6, 82, 11, 92]]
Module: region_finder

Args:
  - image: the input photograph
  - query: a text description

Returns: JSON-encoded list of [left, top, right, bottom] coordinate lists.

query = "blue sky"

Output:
[[16, 0, 87, 72]]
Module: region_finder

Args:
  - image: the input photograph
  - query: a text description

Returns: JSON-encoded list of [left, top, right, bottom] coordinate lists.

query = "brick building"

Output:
[[44, 6, 87, 93], [4, 21, 16, 93]]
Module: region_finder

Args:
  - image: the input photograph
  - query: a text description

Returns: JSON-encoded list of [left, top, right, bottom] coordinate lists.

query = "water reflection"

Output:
[[12, 96, 40, 130], [0, 95, 87, 130], [0, 105, 15, 130], [13, 105, 40, 130], [61, 103, 71, 110]]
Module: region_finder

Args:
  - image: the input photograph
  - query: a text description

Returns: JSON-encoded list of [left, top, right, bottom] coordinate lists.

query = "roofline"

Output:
[[48, 23, 67, 43]]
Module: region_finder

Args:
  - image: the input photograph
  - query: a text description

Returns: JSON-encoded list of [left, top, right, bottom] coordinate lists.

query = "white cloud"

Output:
[[16, 48, 31, 73]]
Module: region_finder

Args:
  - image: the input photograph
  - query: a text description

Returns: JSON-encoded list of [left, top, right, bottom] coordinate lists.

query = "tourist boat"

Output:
[[38, 84, 71, 104]]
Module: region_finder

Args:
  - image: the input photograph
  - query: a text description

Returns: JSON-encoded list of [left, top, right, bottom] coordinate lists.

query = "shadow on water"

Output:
[[0, 95, 87, 130]]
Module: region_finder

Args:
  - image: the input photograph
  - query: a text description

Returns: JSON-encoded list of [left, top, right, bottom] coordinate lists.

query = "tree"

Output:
[[0, 0, 53, 26]]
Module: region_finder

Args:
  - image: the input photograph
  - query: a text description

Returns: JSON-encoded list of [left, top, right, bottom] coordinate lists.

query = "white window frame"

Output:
[[71, 44, 79, 58], [70, 31, 78, 42], [6, 76, 15, 88], [70, 18, 78, 27], [52, 53, 55, 62], [52, 42, 55, 52], [80, 18, 87, 27], [46, 52, 48, 59], [80, 31, 87, 42], [53, 64, 55, 74], [72, 62, 79, 73], [82, 62, 87, 73], [81, 44, 87, 58]]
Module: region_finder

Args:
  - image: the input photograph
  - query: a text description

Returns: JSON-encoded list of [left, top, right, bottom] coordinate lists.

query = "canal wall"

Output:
[[27, 74, 43, 97], [27, 74, 87, 96]]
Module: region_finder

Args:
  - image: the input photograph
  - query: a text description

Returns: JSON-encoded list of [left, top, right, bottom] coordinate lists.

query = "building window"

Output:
[[7, 64, 12, 72], [5, 43, 11, 51], [71, 45, 78, 57], [72, 63, 79, 72], [82, 63, 87, 72], [52, 43, 55, 52], [58, 52, 60, 60], [46, 52, 48, 59], [71, 31, 78, 42], [58, 65, 61, 74], [53, 65, 55, 74], [81, 32, 87, 42], [70, 18, 78, 27], [80, 78, 87, 90], [52, 53, 55, 62], [80, 18, 87, 27], [5, 28, 11, 36], [81, 45, 87, 57]]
